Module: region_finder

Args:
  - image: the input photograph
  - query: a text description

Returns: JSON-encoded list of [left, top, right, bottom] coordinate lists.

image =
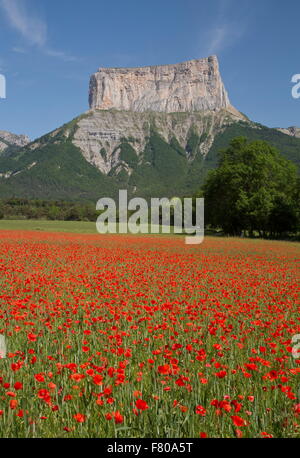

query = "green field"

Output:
[[0, 220, 185, 237], [0, 219, 98, 234]]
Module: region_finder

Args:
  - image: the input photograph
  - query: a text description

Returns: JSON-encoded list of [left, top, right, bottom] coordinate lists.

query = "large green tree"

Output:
[[203, 137, 299, 236]]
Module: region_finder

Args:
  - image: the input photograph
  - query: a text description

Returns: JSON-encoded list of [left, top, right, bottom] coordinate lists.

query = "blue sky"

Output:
[[0, 0, 299, 140]]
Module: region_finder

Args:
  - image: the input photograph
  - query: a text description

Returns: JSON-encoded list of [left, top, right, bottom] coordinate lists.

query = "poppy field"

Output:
[[0, 229, 299, 438]]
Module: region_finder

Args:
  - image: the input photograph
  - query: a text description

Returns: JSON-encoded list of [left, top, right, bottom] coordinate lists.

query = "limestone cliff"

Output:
[[82, 55, 244, 175], [277, 126, 300, 138], [0, 130, 30, 152], [73, 108, 242, 175], [89, 56, 236, 114]]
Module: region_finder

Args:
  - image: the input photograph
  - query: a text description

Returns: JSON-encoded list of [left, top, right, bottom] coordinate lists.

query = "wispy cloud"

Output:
[[12, 46, 27, 54], [1, 0, 46, 47], [206, 25, 230, 55], [44, 48, 81, 63], [1, 0, 80, 62], [204, 0, 246, 56]]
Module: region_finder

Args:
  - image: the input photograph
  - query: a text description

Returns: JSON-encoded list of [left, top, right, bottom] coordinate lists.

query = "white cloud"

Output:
[[12, 46, 27, 54], [1, 0, 79, 62], [1, 0, 47, 47], [203, 0, 246, 56], [206, 25, 229, 55], [45, 48, 81, 63], [206, 23, 244, 56]]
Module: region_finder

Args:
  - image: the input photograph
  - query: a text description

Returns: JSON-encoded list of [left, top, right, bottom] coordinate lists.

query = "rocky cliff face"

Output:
[[73, 108, 242, 175], [89, 56, 235, 114], [0, 130, 30, 152], [83, 56, 244, 175], [277, 126, 300, 138]]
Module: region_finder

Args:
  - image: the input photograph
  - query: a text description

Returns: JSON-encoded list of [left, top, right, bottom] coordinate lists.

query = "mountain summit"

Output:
[[89, 56, 238, 114]]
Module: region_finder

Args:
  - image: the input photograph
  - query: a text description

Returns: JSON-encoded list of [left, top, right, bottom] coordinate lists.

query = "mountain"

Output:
[[277, 126, 300, 138], [0, 56, 299, 202], [0, 108, 244, 201], [0, 131, 30, 153]]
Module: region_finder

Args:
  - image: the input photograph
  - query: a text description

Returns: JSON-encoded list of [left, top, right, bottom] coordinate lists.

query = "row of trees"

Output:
[[0, 199, 98, 221], [201, 137, 299, 237]]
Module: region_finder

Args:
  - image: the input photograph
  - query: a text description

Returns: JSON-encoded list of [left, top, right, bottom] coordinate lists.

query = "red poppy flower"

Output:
[[215, 370, 227, 379], [6, 391, 16, 397], [14, 382, 23, 391], [231, 416, 247, 427], [113, 411, 124, 424], [93, 374, 103, 385], [135, 399, 149, 411], [9, 400, 18, 410], [294, 404, 300, 415], [158, 364, 171, 375], [261, 432, 273, 438], [195, 405, 206, 416], [235, 429, 243, 438], [73, 413, 86, 423]]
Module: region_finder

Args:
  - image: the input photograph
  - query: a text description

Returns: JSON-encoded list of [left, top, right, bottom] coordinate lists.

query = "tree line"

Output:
[[200, 137, 299, 238], [0, 199, 98, 222]]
